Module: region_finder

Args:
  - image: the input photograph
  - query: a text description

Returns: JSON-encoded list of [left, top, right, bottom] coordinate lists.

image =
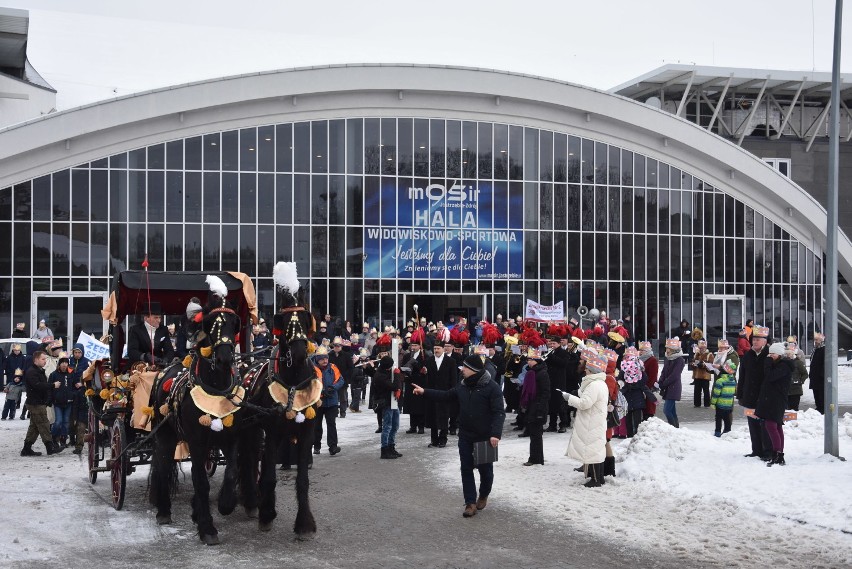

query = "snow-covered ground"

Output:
[[1, 362, 851, 567]]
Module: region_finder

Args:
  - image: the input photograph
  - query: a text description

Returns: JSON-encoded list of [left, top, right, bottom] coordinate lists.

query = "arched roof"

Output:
[[0, 63, 846, 278]]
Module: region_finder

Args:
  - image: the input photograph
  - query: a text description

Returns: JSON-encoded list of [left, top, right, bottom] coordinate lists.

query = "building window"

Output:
[[763, 158, 791, 178]]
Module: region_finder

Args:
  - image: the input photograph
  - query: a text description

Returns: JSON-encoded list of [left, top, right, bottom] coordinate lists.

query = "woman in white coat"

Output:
[[562, 350, 610, 487]]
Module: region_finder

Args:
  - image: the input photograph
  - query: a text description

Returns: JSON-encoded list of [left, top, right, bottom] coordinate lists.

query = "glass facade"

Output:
[[0, 117, 822, 346]]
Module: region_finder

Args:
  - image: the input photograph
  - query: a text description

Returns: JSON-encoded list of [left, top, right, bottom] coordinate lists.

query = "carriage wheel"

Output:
[[110, 419, 128, 510], [205, 448, 220, 478], [87, 408, 99, 484]]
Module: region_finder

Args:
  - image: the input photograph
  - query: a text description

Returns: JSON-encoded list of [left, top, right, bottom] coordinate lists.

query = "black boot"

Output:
[[20, 443, 42, 457], [46, 441, 65, 455], [767, 451, 786, 467], [417, 427, 424, 434], [573, 465, 585, 474], [405, 427, 417, 434], [583, 463, 604, 488], [380, 446, 397, 459], [603, 456, 616, 477], [389, 445, 402, 458]]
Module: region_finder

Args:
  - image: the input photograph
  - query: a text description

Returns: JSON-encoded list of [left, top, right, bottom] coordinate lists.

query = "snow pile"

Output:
[[620, 412, 852, 533]]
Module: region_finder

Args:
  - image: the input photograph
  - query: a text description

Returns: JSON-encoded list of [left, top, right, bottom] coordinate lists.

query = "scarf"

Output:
[[665, 350, 685, 360], [520, 368, 537, 409], [639, 351, 653, 362]]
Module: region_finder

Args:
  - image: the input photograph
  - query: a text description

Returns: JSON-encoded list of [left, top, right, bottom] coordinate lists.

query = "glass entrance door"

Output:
[[33, 294, 109, 345], [703, 295, 745, 346]]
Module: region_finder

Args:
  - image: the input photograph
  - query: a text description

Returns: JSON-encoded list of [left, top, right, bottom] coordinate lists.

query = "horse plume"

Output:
[[273, 262, 300, 294], [206, 274, 228, 299]]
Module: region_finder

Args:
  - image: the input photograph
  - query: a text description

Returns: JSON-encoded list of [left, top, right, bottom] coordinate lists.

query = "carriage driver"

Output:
[[128, 301, 175, 366]]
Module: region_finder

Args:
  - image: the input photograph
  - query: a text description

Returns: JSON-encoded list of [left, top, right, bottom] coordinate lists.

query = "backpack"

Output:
[[614, 390, 629, 422]]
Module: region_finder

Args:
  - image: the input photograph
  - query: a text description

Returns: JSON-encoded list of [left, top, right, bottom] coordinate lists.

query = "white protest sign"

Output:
[[76, 331, 111, 361], [524, 299, 565, 322]]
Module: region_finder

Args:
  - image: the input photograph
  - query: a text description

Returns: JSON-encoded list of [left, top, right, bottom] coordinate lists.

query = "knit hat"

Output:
[[620, 359, 643, 384], [379, 356, 395, 370], [460, 355, 484, 373], [768, 342, 786, 356]]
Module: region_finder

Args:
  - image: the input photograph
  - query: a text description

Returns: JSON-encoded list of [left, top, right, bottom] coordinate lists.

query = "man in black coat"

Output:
[[412, 355, 505, 518], [20, 350, 63, 456], [423, 344, 457, 447], [544, 338, 569, 433], [737, 326, 772, 460], [809, 333, 826, 413], [127, 303, 175, 366], [400, 335, 428, 433], [522, 348, 551, 466]]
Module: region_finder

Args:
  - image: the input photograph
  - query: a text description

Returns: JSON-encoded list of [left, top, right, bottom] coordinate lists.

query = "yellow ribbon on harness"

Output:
[[268, 378, 322, 412], [189, 384, 245, 419]]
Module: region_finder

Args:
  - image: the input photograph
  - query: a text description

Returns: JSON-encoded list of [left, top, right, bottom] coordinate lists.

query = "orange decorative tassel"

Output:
[[199, 414, 212, 427], [221, 414, 234, 428], [159, 404, 170, 417], [182, 355, 192, 368], [304, 406, 316, 420], [285, 410, 297, 420], [99, 388, 111, 400]]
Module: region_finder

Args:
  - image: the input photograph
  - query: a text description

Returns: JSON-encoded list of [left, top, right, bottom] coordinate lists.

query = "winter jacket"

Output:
[[809, 345, 825, 392], [659, 355, 685, 401], [424, 354, 456, 429], [563, 372, 609, 464], [710, 374, 737, 410], [50, 369, 75, 408], [736, 337, 751, 357], [621, 376, 655, 412], [642, 355, 659, 416], [4, 377, 25, 403], [23, 364, 50, 406], [69, 343, 90, 384], [371, 367, 401, 412], [315, 363, 343, 407], [4, 350, 27, 386], [738, 345, 769, 408], [545, 347, 568, 412], [521, 365, 550, 423], [422, 369, 505, 442], [401, 349, 428, 415], [71, 383, 88, 422], [691, 350, 714, 381], [789, 357, 808, 397], [350, 365, 367, 389], [755, 357, 793, 424]]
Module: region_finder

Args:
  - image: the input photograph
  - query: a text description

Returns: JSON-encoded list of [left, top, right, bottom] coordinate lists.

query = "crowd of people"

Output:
[[3, 311, 830, 516]]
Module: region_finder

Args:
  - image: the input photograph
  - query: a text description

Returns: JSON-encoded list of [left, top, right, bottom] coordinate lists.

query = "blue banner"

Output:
[[364, 180, 523, 279]]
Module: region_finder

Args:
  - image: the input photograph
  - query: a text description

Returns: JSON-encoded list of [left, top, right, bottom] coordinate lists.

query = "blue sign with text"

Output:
[[364, 180, 524, 279]]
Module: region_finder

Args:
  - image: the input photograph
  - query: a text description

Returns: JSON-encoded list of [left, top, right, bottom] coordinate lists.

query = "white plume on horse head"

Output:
[[273, 261, 300, 295], [206, 274, 228, 299]]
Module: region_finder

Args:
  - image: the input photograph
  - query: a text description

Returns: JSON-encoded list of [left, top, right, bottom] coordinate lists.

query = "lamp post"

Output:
[[825, 0, 843, 457]]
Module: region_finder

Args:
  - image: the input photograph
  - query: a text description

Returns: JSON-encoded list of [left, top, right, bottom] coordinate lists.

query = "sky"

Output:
[[5, 0, 852, 111]]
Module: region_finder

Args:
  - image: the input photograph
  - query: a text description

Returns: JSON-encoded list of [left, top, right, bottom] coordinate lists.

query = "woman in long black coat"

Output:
[[755, 343, 793, 466]]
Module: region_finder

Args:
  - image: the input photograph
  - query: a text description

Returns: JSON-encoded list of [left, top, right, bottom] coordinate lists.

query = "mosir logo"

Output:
[[407, 183, 480, 202], [408, 183, 479, 227]]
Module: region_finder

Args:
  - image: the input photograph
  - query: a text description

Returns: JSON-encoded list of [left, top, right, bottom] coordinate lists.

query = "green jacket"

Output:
[[789, 357, 808, 397], [710, 373, 737, 410]]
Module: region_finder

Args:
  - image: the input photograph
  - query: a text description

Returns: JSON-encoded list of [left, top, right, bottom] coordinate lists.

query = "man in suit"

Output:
[[423, 343, 457, 447], [127, 302, 175, 366]]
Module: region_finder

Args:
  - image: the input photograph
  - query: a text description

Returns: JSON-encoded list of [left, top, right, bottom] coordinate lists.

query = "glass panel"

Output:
[[53, 170, 70, 221], [240, 127, 257, 172], [147, 171, 164, 222], [148, 144, 165, 170], [509, 125, 523, 180], [539, 129, 553, 182], [381, 118, 396, 175], [185, 136, 202, 170], [478, 122, 493, 179], [446, 120, 461, 178], [33, 176, 50, 221], [494, 123, 508, 179], [329, 119, 345, 174], [462, 121, 477, 178], [397, 118, 412, 176], [524, 127, 538, 181], [276, 123, 293, 172], [36, 297, 69, 342], [365, 118, 380, 175], [312, 120, 328, 174], [166, 224, 183, 271], [71, 169, 89, 221], [167, 139, 183, 171], [221, 130, 238, 171], [239, 225, 256, 275], [346, 119, 363, 175], [240, 173, 256, 224], [294, 122, 310, 173], [221, 172, 238, 223], [293, 174, 310, 224], [258, 173, 275, 224], [258, 125, 275, 172], [312, 176, 328, 224], [221, 225, 237, 270]]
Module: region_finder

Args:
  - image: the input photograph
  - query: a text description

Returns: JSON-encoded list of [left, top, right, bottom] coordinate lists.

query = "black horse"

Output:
[[148, 289, 245, 545], [239, 304, 318, 537]]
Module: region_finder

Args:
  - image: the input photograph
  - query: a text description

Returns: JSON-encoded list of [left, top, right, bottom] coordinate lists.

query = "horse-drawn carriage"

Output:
[[85, 270, 257, 510]]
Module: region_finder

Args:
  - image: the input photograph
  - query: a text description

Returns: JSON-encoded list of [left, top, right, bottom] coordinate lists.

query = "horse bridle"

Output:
[[204, 302, 241, 350]]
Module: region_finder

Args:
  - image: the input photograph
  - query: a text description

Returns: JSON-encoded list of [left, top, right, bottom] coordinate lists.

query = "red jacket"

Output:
[[643, 356, 659, 416], [736, 338, 750, 357]]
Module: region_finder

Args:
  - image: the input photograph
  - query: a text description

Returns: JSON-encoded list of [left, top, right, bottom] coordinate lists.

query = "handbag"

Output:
[[606, 410, 619, 429], [46, 404, 55, 425]]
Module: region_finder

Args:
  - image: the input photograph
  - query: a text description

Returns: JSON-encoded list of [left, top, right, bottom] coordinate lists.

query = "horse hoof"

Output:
[[245, 507, 258, 519], [296, 531, 315, 542], [259, 521, 273, 532], [156, 515, 172, 525], [201, 533, 220, 546]]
